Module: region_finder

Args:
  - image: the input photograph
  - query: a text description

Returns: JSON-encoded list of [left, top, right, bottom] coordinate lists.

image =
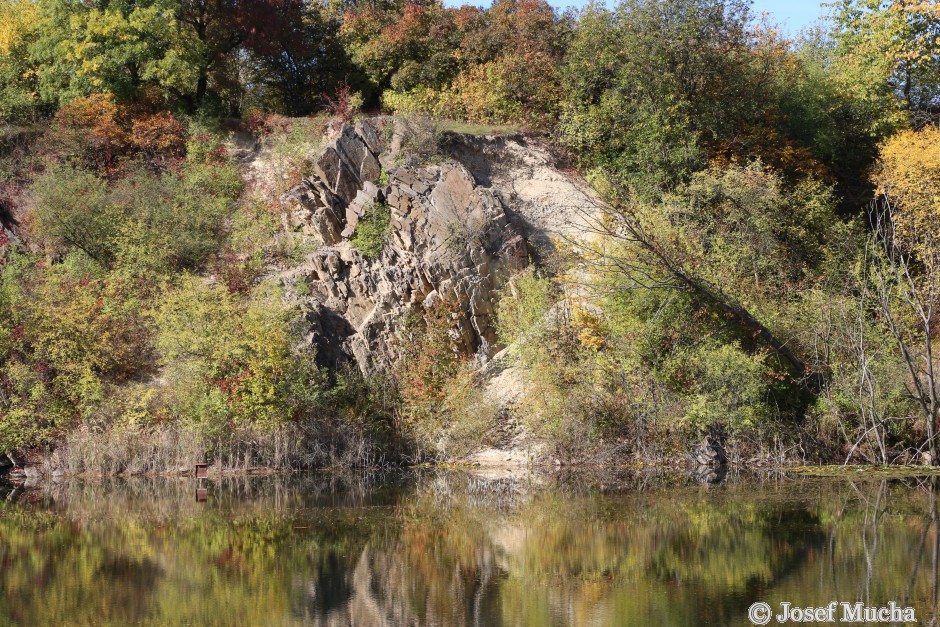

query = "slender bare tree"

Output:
[[868, 197, 940, 464]]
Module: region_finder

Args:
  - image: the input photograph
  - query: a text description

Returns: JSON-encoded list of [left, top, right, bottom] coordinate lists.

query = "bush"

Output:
[[395, 114, 443, 166], [0, 253, 152, 452], [50, 93, 128, 171], [396, 302, 497, 459], [667, 341, 769, 431], [49, 94, 191, 172], [350, 200, 391, 259], [129, 111, 188, 168], [248, 114, 328, 194], [31, 137, 241, 274], [30, 164, 115, 263], [153, 276, 323, 436]]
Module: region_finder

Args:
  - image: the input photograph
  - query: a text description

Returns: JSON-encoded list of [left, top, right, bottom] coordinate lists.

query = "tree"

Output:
[[30, 0, 193, 108], [830, 0, 940, 125], [872, 126, 940, 244], [558, 0, 752, 197], [341, 0, 461, 99], [244, 1, 349, 115], [0, 0, 42, 122], [866, 198, 940, 463], [583, 162, 845, 381], [25, 0, 326, 113]]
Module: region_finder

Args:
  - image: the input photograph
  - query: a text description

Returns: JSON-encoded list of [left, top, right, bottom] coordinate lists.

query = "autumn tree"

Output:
[[341, 0, 462, 99], [830, 0, 940, 125], [872, 125, 940, 243], [0, 0, 41, 122], [243, 0, 350, 115]]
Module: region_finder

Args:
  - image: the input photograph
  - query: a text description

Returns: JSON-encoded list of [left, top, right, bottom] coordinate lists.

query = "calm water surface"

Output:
[[1, 469, 939, 626]]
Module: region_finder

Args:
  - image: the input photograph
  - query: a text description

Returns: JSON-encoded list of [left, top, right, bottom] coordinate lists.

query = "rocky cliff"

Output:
[[275, 118, 599, 375]]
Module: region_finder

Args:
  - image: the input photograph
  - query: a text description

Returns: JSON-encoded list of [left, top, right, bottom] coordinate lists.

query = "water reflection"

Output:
[[1, 470, 939, 626]]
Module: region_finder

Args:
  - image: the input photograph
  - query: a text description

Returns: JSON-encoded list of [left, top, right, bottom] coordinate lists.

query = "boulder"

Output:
[[692, 435, 728, 467]]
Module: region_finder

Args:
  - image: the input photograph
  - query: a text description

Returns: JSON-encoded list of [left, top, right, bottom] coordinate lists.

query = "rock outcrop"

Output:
[[442, 133, 602, 256], [279, 119, 532, 373]]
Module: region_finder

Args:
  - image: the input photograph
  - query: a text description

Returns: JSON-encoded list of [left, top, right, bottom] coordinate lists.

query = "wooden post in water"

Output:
[[195, 463, 209, 502]]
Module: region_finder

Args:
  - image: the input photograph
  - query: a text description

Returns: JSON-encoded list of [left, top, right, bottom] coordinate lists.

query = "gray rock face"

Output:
[[280, 119, 528, 373], [692, 435, 728, 467], [442, 133, 602, 256]]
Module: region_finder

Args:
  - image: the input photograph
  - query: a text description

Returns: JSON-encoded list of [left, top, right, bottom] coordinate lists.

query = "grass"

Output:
[[436, 120, 522, 136], [789, 464, 940, 478]]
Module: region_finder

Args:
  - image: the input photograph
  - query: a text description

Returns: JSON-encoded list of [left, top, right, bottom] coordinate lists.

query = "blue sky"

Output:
[[443, 0, 830, 34], [751, 0, 829, 33]]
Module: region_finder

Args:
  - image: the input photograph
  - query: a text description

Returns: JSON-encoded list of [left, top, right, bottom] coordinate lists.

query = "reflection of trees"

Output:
[[769, 477, 940, 627], [3, 472, 940, 625], [901, 477, 940, 627]]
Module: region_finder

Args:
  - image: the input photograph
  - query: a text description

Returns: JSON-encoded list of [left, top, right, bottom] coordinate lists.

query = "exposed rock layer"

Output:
[[279, 119, 597, 374]]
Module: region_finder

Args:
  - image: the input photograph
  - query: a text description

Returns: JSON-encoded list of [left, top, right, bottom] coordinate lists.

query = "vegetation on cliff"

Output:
[[0, 0, 939, 469]]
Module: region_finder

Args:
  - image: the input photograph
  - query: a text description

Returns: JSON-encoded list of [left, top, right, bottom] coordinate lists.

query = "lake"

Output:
[[1, 469, 938, 626]]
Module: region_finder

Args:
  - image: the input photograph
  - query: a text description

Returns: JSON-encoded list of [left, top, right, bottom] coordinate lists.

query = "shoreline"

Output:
[[6, 460, 940, 483]]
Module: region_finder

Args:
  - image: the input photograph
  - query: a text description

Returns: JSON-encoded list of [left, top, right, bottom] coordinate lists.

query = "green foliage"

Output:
[[31, 136, 241, 273], [829, 0, 940, 125], [350, 200, 391, 259], [0, 0, 935, 466], [0, 0, 42, 123], [558, 0, 749, 197], [496, 269, 554, 350], [153, 276, 322, 436], [0, 252, 152, 451], [557, 0, 885, 203], [662, 162, 844, 302], [347, 0, 567, 126], [669, 341, 769, 430]]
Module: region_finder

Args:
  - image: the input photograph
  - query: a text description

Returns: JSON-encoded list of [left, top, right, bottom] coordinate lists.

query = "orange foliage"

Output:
[[51, 93, 189, 172], [706, 126, 831, 182], [397, 302, 468, 423], [130, 112, 188, 166], [53, 93, 127, 171]]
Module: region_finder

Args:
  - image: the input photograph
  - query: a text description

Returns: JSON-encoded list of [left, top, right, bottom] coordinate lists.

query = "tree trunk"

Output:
[[195, 71, 208, 110]]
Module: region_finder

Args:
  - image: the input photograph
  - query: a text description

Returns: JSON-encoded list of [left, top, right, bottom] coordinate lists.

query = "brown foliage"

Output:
[[51, 93, 189, 172], [130, 112, 188, 167]]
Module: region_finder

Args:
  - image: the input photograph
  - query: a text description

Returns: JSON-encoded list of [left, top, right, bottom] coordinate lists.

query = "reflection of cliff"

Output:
[[302, 518, 509, 626], [299, 475, 831, 627]]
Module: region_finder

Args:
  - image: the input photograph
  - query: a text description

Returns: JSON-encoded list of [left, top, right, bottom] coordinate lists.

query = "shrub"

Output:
[[30, 165, 115, 263], [51, 93, 128, 171], [667, 341, 769, 431], [396, 302, 494, 459], [323, 81, 363, 121], [873, 127, 940, 246], [438, 51, 559, 127], [393, 114, 442, 166], [129, 111, 188, 168], [350, 200, 391, 259], [0, 253, 152, 452], [153, 277, 323, 435], [251, 114, 328, 194], [31, 139, 241, 274], [495, 269, 555, 352]]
